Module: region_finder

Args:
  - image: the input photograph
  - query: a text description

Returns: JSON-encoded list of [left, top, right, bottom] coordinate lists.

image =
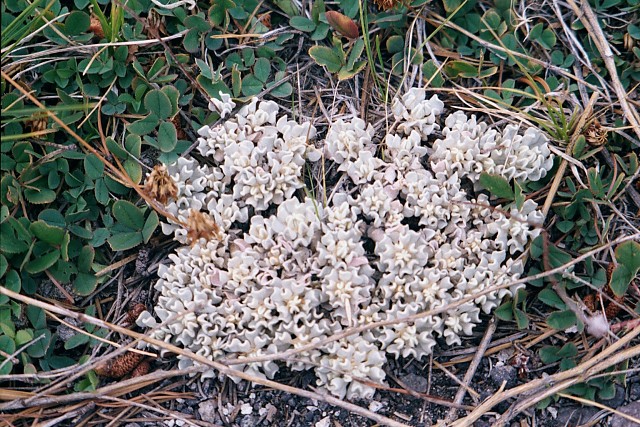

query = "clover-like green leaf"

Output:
[[74, 272, 98, 296], [547, 309, 578, 330], [25, 249, 60, 274], [108, 231, 143, 251], [112, 200, 144, 230], [242, 75, 263, 96], [84, 153, 104, 181], [290, 16, 316, 32], [142, 211, 158, 244], [157, 121, 178, 153], [254, 57, 271, 83], [30, 220, 65, 246], [144, 90, 172, 120], [65, 11, 90, 36], [309, 46, 343, 73]]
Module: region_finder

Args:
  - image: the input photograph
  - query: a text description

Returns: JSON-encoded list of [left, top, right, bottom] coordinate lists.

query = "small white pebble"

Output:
[[240, 403, 253, 415], [315, 416, 331, 427], [368, 400, 384, 413]]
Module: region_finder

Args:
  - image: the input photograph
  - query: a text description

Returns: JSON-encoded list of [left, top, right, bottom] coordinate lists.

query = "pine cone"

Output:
[[95, 351, 144, 378]]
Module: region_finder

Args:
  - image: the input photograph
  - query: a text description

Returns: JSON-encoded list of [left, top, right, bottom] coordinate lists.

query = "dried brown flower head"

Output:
[[95, 351, 144, 378], [144, 164, 178, 205], [583, 120, 607, 147], [372, 0, 400, 10], [27, 114, 48, 134], [258, 12, 271, 30], [89, 15, 105, 39], [186, 209, 220, 245]]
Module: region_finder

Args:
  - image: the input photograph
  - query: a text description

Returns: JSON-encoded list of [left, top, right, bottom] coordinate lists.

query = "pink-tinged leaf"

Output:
[[325, 11, 359, 39]]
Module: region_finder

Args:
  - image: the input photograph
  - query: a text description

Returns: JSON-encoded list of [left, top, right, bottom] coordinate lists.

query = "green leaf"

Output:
[[65, 11, 90, 36], [0, 255, 7, 278], [610, 264, 633, 297], [26, 329, 51, 358], [290, 16, 316, 32], [386, 35, 404, 54], [123, 158, 143, 185], [269, 81, 293, 98], [24, 188, 56, 204], [479, 173, 514, 199], [539, 346, 561, 364], [337, 60, 366, 80], [513, 308, 529, 329], [537, 28, 557, 49], [557, 342, 578, 358], [494, 301, 513, 321], [241, 75, 263, 96], [0, 335, 15, 375], [112, 200, 144, 230], [309, 46, 343, 73], [94, 178, 109, 205], [538, 288, 566, 309], [77, 245, 95, 273], [422, 60, 444, 87], [160, 86, 180, 117], [0, 205, 9, 224], [30, 220, 65, 246], [25, 249, 60, 274], [26, 305, 46, 330], [556, 220, 574, 233], [144, 90, 172, 120], [64, 332, 90, 350], [208, 0, 236, 26], [231, 65, 242, 97], [142, 211, 158, 244], [108, 231, 143, 251], [74, 272, 98, 296], [106, 137, 128, 159], [547, 309, 578, 330], [128, 114, 159, 136], [254, 57, 271, 83], [157, 121, 178, 153], [84, 154, 104, 180], [15, 329, 34, 346]]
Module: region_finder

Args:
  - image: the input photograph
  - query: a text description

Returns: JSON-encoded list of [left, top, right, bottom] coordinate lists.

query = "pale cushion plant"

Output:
[[137, 88, 554, 400]]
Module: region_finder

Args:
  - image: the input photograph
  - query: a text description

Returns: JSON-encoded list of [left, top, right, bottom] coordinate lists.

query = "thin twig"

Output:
[[445, 317, 498, 422]]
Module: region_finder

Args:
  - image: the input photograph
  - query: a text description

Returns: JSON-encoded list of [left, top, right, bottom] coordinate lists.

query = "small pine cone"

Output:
[[605, 296, 624, 319], [605, 262, 615, 292], [125, 303, 147, 327], [130, 359, 151, 378], [583, 293, 597, 312], [95, 351, 144, 378], [172, 115, 187, 140]]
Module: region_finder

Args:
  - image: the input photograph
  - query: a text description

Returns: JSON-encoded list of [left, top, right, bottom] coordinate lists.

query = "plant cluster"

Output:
[[136, 88, 555, 399]]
